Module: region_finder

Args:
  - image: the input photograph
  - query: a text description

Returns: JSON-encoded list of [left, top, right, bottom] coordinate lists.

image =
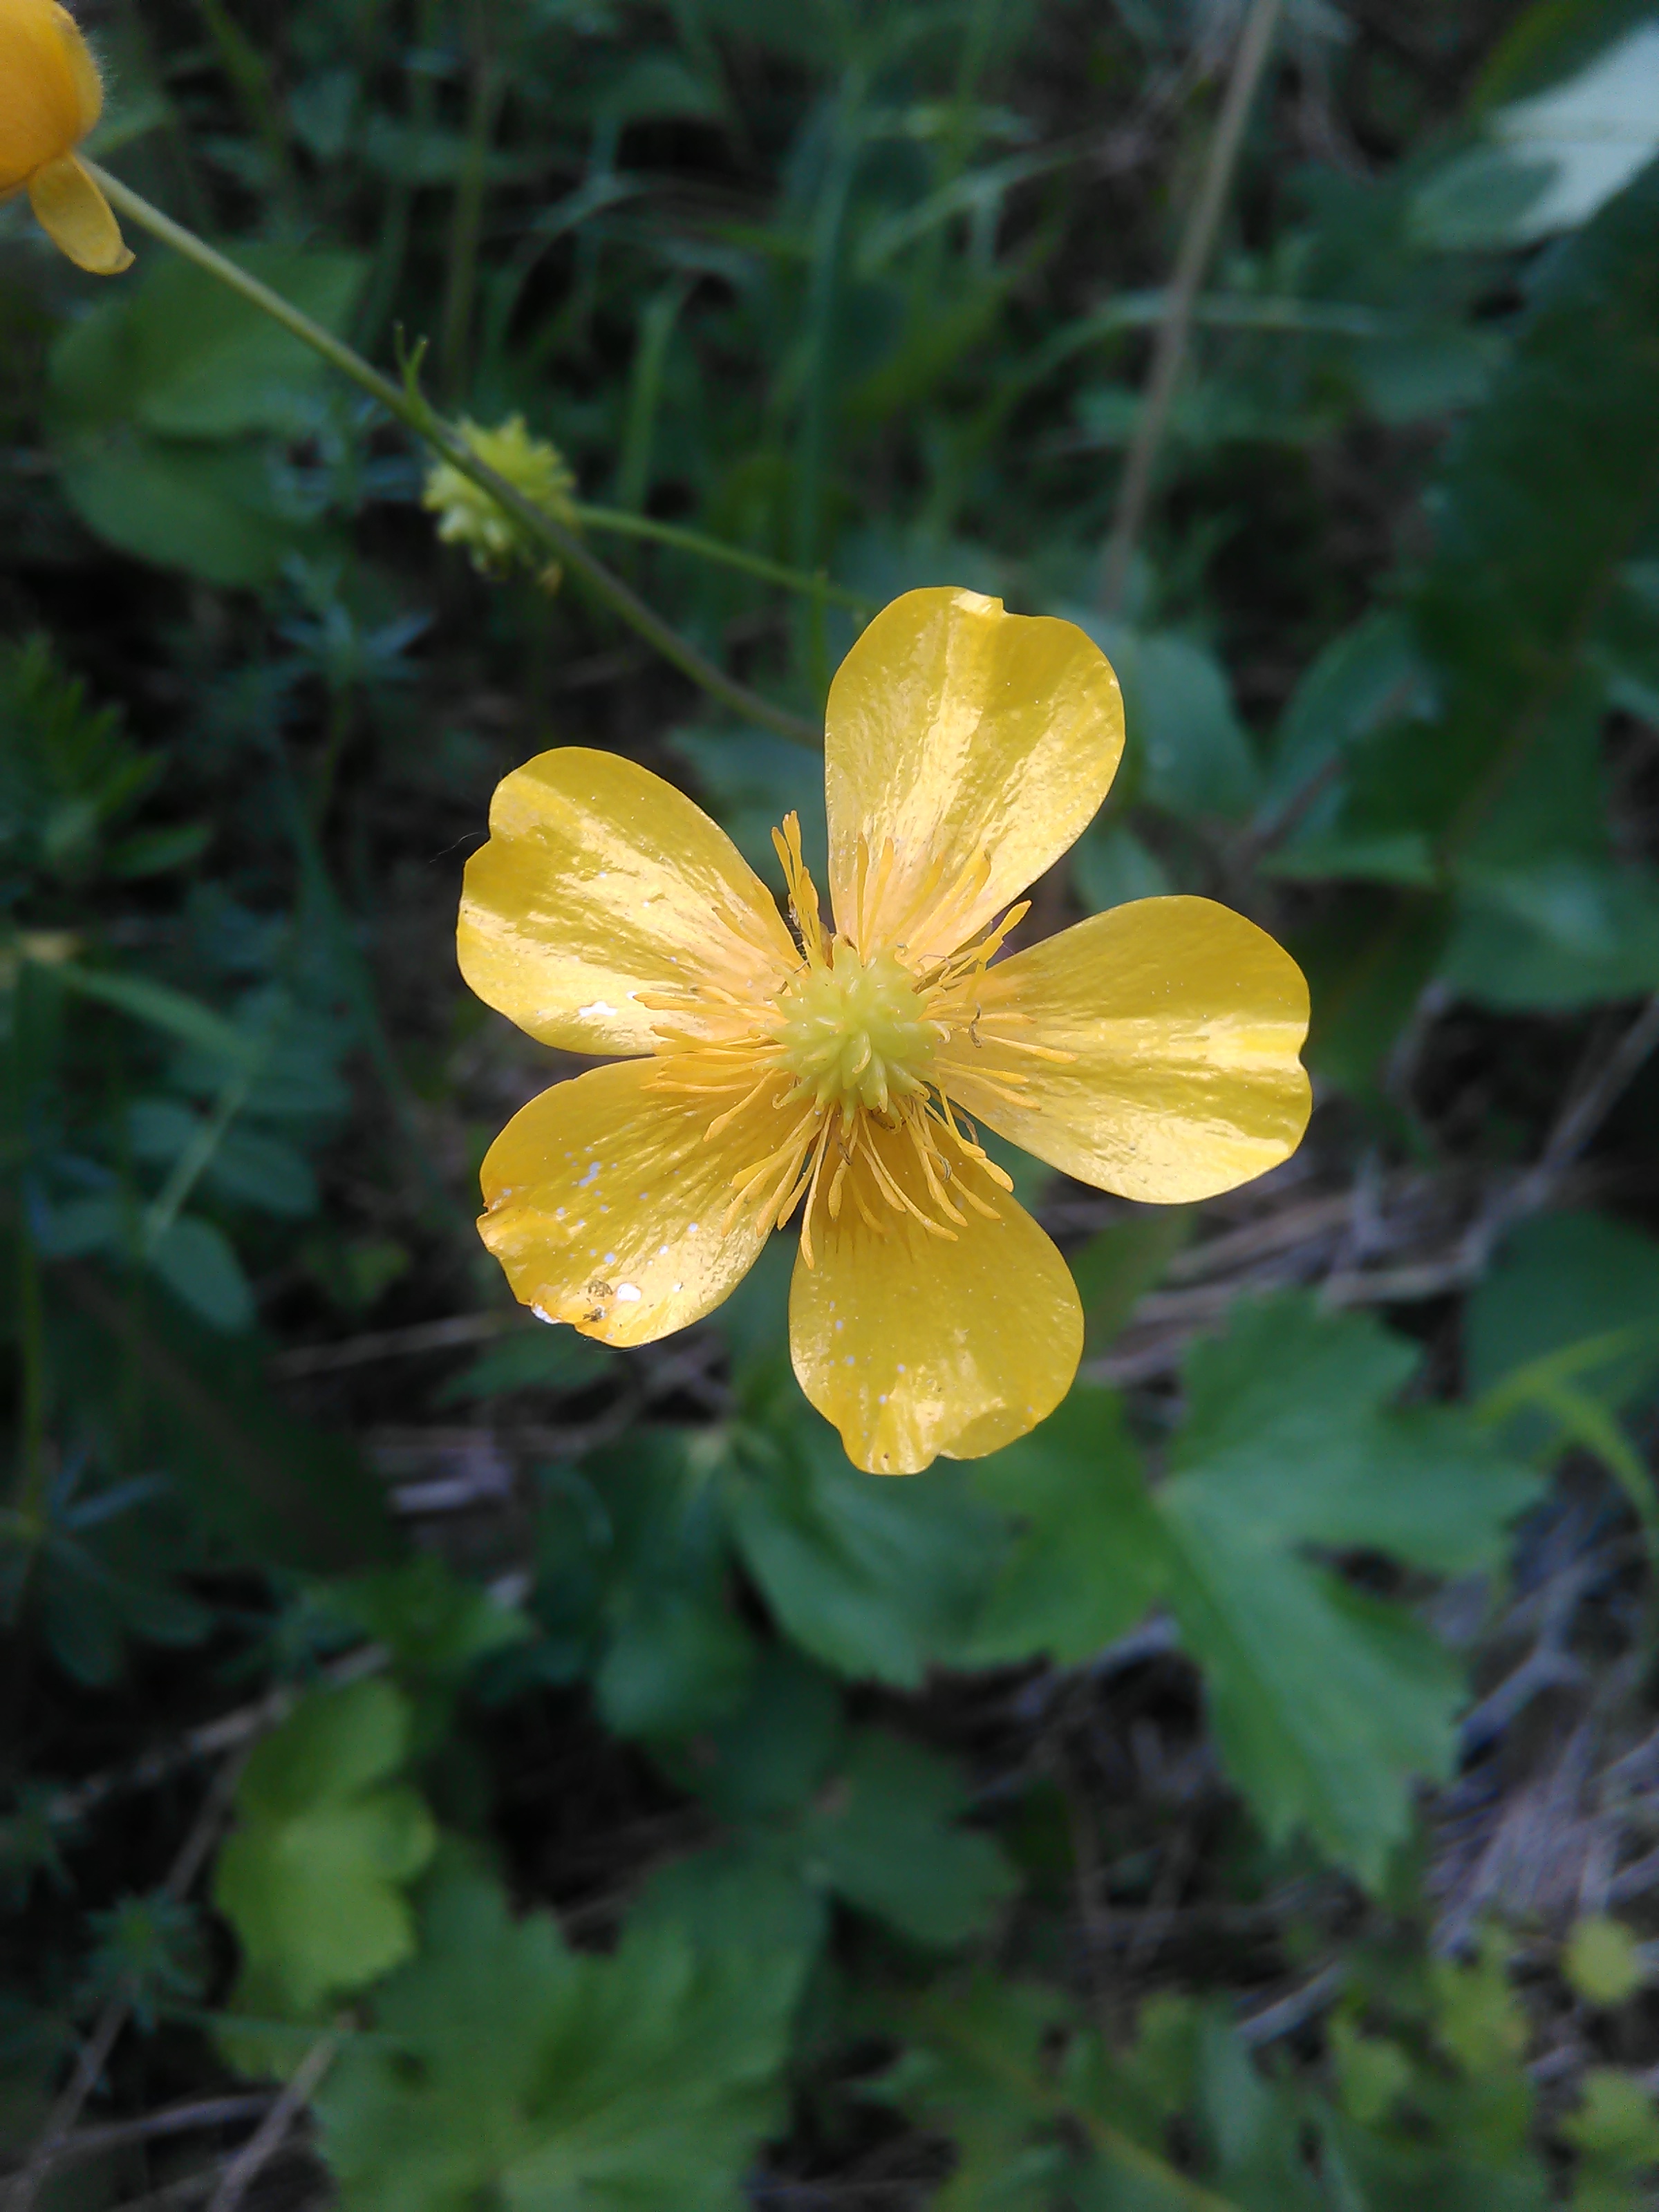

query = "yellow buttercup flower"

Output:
[[0, 0, 132, 275], [458, 588, 1311, 1475]]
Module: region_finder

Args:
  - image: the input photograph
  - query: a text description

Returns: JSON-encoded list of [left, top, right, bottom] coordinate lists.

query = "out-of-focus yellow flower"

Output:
[[422, 416, 577, 582], [458, 587, 1311, 1474], [0, 0, 131, 275]]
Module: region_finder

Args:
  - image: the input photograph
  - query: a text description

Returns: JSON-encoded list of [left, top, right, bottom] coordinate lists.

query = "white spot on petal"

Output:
[[578, 1000, 617, 1018], [616, 1284, 641, 1302]]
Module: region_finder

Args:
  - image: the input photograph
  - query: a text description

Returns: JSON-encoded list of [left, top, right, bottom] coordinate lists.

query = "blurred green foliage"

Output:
[[5, 1, 1659, 2208]]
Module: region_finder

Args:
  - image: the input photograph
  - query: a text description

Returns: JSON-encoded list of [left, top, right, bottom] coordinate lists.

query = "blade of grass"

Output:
[[1097, 0, 1283, 611]]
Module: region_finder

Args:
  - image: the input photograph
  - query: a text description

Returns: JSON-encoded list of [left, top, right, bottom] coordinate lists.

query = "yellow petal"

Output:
[[478, 1056, 807, 1347], [458, 747, 800, 1058], [939, 896, 1311, 1204], [0, 0, 88, 189], [789, 1127, 1082, 1475], [824, 588, 1123, 964], [27, 153, 131, 274], [48, 5, 105, 135]]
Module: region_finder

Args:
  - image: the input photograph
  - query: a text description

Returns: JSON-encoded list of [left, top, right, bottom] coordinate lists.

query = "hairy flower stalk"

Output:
[[459, 587, 1312, 1473], [0, 0, 131, 274]]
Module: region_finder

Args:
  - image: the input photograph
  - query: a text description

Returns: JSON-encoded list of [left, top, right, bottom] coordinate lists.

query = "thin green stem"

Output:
[[84, 165, 822, 751], [572, 505, 875, 614], [142, 1058, 259, 1254]]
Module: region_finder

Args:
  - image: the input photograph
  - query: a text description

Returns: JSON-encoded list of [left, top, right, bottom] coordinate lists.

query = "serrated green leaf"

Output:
[[1159, 1299, 1539, 1879], [661, 1647, 845, 1826], [541, 1433, 756, 1739], [962, 1389, 1167, 1668], [315, 1855, 808, 2212], [215, 1679, 435, 2018], [800, 1730, 1015, 1947], [962, 1300, 1537, 1882], [329, 1555, 532, 1685], [720, 1406, 1004, 1687]]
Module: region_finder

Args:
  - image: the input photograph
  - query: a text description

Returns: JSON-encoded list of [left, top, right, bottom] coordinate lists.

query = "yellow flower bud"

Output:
[[0, 0, 131, 274], [422, 416, 577, 583]]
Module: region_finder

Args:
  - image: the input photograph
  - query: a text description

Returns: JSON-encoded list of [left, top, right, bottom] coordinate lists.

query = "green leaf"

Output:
[[882, 1980, 1264, 2212], [1058, 610, 1259, 823], [1069, 821, 1170, 913], [1257, 611, 1432, 870], [1336, 158, 1659, 874], [662, 1647, 845, 1827], [1442, 857, 1659, 1009], [147, 1215, 255, 1334], [539, 1434, 756, 1739], [659, 1653, 1013, 1946], [52, 961, 253, 1066], [435, 1327, 610, 1404], [720, 1404, 1004, 1688], [315, 1854, 808, 2212], [962, 1390, 1168, 1668], [1158, 1299, 1539, 1879], [1467, 1212, 1659, 1420], [1563, 2070, 1659, 2173], [46, 247, 363, 585], [1415, 24, 1659, 250], [877, 1976, 1078, 2212], [56, 436, 313, 589], [1067, 1208, 1194, 1355], [328, 1556, 532, 1686], [214, 1678, 436, 2019], [799, 1730, 1016, 1947], [964, 1300, 1538, 1882], [49, 246, 365, 443], [207, 1127, 319, 1218]]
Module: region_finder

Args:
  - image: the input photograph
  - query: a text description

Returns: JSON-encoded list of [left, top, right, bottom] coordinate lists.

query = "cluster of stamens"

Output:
[[643, 813, 1074, 1266]]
